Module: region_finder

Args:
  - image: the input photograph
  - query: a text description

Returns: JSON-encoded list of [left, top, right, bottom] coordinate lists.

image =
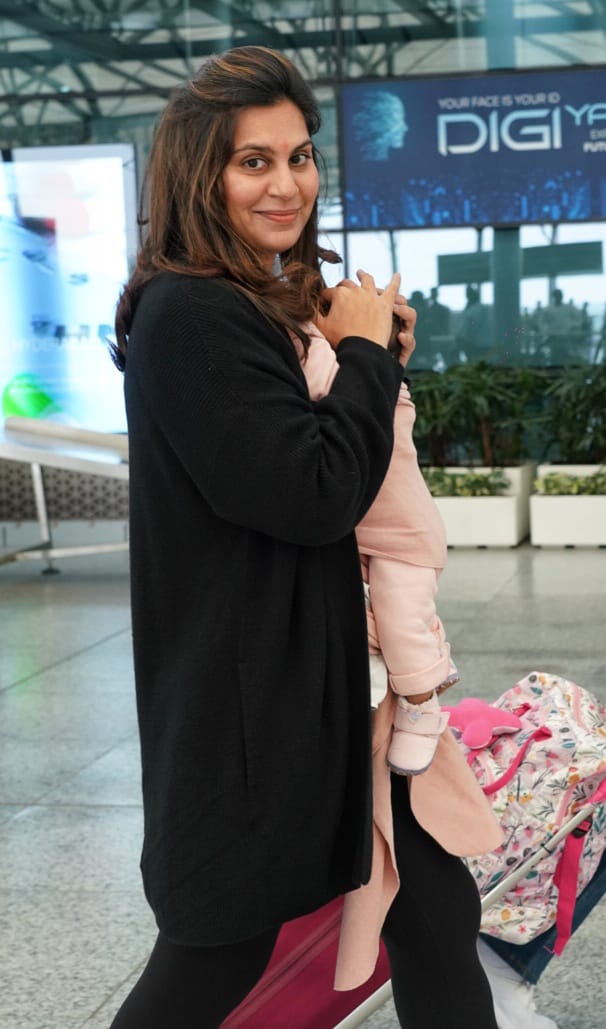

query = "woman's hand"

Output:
[[391, 293, 417, 368], [316, 270, 401, 350]]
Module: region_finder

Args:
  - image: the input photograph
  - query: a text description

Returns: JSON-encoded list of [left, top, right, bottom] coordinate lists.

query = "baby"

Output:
[[292, 321, 457, 775]]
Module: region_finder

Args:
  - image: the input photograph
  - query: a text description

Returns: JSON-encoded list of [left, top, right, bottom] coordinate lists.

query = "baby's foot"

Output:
[[387, 692, 450, 775]]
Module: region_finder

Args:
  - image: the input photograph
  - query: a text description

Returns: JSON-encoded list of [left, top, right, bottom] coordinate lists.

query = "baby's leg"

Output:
[[368, 560, 456, 699], [367, 560, 454, 774], [405, 689, 433, 704]]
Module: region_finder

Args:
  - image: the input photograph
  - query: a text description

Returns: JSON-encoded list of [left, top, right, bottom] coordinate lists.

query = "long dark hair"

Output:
[[113, 46, 340, 369]]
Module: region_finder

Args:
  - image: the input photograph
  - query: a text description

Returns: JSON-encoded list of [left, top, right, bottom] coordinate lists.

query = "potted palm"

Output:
[[530, 364, 606, 546], [412, 362, 542, 546]]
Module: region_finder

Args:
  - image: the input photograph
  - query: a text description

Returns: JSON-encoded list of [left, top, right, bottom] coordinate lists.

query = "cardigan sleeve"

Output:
[[127, 275, 402, 547]]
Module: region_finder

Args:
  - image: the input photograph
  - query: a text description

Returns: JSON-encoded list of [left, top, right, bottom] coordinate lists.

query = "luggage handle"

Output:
[[542, 778, 606, 954], [469, 725, 553, 796]]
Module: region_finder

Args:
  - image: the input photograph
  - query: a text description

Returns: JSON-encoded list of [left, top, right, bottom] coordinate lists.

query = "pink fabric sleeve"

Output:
[[368, 559, 452, 697], [290, 322, 339, 399], [355, 386, 447, 571], [297, 324, 454, 695]]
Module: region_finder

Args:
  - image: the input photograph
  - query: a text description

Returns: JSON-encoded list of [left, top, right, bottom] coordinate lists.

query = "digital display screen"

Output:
[[0, 144, 136, 432], [341, 67, 606, 231]]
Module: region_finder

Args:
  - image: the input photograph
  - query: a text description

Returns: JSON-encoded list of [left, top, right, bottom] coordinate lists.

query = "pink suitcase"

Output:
[[222, 897, 391, 1028]]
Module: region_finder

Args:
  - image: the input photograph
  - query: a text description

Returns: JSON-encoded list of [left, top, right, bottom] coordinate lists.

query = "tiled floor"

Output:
[[1, 531, 605, 1029]]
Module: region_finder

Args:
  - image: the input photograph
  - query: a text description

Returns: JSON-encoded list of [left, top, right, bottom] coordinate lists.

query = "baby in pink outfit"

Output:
[[293, 322, 457, 775]]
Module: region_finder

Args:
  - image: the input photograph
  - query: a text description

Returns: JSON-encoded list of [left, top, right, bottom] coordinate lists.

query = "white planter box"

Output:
[[432, 463, 536, 548], [530, 464, 606, 546]]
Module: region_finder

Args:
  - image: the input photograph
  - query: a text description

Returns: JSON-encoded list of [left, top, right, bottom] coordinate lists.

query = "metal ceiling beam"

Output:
[[0, 1, 132, 62], [0, 9, 601, 74], [0, 87, 169, 106], [0, 4, 602, 103], [0, 21, 461, 74]]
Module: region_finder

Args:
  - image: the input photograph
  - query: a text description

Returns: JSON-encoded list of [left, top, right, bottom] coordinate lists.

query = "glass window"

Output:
[[1, 0, 605, 376], [519, 221, 605, 366], [340, 0, 488, 78], [515, 0, 606, 69]]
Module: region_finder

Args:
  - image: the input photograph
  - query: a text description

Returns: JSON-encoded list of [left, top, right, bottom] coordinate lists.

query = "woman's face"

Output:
[[222, 99, 319, 267]]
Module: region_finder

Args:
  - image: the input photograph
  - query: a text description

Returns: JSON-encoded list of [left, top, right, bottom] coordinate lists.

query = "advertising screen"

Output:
[[0, 144, 136, 432], [341, 67, 606, 231]]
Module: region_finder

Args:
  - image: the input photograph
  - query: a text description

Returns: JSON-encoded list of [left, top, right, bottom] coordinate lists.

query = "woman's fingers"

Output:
[[321, 279, 359, 300], [397, 328, 416, 368], [356, 269, 401, 298], [396, 306, 417, 333], [398, 329, 416, 353], [377, 271, 402, 302], [319, 270, 404, 349], [355, 269, 376, 292], [338, 270, 404, 304], [384, 271, 402, 297]]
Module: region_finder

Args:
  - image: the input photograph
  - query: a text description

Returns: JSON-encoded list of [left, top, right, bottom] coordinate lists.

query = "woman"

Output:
[[109, 45, 500, 1028]]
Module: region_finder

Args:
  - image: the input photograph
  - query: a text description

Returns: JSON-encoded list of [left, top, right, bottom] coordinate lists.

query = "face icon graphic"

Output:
[[352, 91, 408, 161]]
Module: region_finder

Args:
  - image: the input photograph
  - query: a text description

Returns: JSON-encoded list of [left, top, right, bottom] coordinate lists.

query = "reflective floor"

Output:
[[1, 528, 605, 1029]]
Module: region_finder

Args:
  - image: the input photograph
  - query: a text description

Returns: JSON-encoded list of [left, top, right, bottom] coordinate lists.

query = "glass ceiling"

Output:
[[0, 2, 604, 144]]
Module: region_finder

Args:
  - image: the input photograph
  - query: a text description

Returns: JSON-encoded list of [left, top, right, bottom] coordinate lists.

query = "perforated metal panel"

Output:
[[0, 459, 129, 520]]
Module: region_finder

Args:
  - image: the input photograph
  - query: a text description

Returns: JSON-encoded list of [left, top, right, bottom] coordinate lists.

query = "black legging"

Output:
[[108, 925, 280, 1028], [109, 775, 497, 1029], [382, 773, 497, 1028]]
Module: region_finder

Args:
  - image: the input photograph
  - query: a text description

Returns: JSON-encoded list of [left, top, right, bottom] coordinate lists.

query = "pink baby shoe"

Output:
[[387, 692, 450, 775]]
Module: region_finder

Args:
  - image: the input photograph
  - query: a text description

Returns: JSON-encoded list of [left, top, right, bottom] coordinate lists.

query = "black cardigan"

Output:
[[125, 273, 402, 945]]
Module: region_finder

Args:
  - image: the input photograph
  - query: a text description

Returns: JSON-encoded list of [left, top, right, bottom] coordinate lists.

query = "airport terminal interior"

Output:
[[1, 3, 606, 1028]]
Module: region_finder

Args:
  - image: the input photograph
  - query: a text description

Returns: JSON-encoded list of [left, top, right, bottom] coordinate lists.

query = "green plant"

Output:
[[422, 467, 510, 497], [412, 371, 460, 466], [413, 363, 544, 467], [534, 469, 606, 495], [541, 365, 606, 463]]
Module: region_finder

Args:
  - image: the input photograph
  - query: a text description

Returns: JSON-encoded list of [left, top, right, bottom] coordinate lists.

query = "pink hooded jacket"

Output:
[[295, 324, 503, 990]]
